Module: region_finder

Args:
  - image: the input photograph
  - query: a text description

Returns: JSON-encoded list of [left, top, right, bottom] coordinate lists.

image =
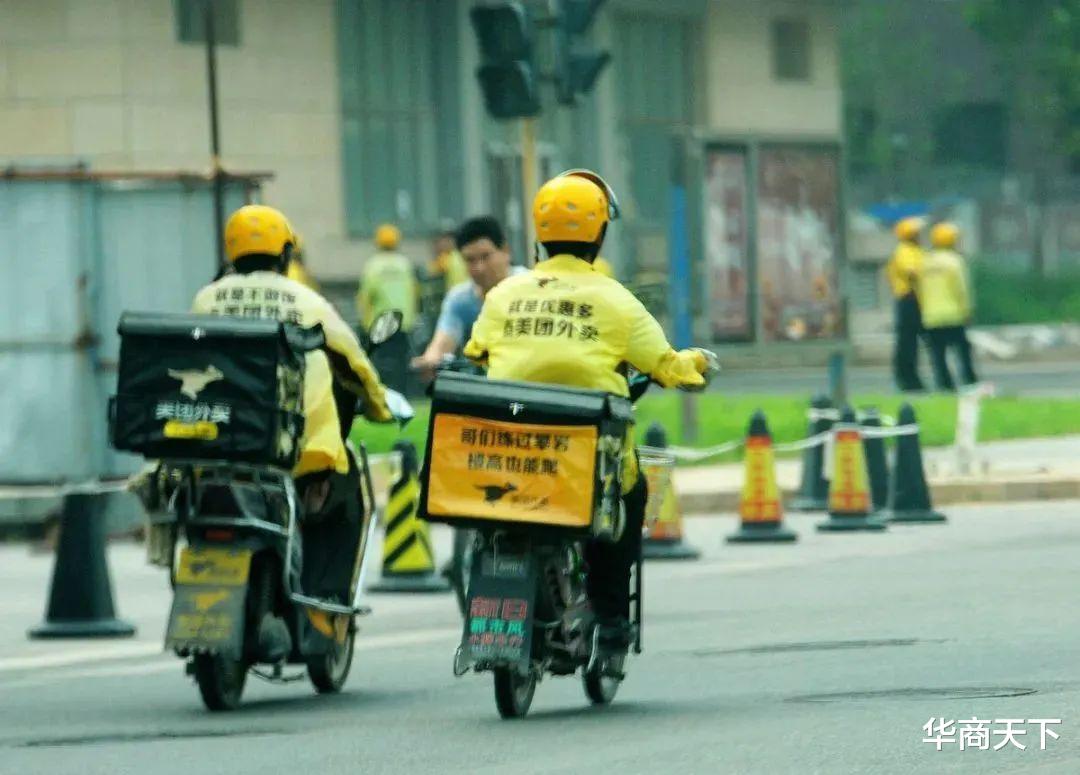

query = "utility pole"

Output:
[[202, 0, 225, 269], [520, 117, 538, 259]]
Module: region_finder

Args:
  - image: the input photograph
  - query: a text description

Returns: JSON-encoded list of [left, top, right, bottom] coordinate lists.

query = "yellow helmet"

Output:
[[930, 222, 959, 248], [374, 223, 401, 250], [894, 216, 925, 242], [533, 169, 620, 244], [224, 205, 294, 263]]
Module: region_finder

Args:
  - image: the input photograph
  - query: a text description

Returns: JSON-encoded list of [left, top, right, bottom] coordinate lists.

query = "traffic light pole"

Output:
[[521, 117, 539, 264]]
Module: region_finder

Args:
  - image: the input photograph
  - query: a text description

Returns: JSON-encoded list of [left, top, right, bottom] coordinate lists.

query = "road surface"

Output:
[[1, 503, 1077, 774]]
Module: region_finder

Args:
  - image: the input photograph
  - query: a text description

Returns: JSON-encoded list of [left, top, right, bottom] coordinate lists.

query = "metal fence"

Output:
[[0, 169, 265, 487]]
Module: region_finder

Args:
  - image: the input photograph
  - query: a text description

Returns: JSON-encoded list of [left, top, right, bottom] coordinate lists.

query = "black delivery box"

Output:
[[109, 312, 316, 469]]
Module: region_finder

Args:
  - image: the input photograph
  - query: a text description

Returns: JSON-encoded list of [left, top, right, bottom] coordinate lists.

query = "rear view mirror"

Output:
[[383, 388, 414, 427], [368, 310, 403, 347]]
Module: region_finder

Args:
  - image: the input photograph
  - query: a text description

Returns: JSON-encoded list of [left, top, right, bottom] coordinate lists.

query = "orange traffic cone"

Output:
[[641, 422, 700, 560], [817, 406, 887, 532], [727, 411, 797, 543]]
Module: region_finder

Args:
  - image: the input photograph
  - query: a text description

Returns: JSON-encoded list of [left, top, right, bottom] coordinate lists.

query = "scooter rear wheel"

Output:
[[193, 654, 247, 712], [583, 664, 621, 705], [307, 627, 356, 694], [493, 667, 536, 719]]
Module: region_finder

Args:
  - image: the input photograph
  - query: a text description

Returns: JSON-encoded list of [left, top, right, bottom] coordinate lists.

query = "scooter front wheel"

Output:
[[307, 627, 356, 694], [193, 654, 247, 711], [493, 667, 536, 719]]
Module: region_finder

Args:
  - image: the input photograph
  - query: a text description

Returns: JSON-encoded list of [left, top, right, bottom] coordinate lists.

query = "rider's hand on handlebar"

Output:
[[410, 352, 442, 380], [681, 348, 720, 393]]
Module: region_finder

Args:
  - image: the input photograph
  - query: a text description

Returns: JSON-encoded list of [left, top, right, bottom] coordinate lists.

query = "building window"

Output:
[[175, 0, 241, 46], [612, 13, 695, 227], [772, 19, 811, 81], [850, 264, 882, 311], [338, 0, 460, 234]]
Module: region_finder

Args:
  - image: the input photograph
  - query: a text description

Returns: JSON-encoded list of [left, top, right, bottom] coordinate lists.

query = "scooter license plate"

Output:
[[462, 552, 535, 668], [166, 547, 252, 659]]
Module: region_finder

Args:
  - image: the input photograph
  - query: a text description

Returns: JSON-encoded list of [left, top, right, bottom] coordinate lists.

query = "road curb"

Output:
[[680, 477, 1080, 516]]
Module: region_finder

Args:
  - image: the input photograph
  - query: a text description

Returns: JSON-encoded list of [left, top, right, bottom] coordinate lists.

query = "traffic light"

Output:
[[470, 3, 541, 119], [553, 0, 610, 105]]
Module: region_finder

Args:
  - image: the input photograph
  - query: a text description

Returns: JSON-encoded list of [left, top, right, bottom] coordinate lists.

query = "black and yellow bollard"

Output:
[[641, 422, 700, 561], [860, 408, 890, 515], [29, 492, 137, 639], [817, 406, 887, 532], [789, 395, 833, 512], [885, 403, 947, 523], [367, 440, 451, 593], [727, 411, 797, 543]]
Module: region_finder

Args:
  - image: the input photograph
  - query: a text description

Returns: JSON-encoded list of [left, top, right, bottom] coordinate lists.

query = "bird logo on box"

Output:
[[168, 365, 224, 399], [476, 482, 518, 504]]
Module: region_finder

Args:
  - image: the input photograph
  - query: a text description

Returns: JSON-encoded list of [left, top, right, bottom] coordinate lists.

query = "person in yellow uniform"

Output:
[[356, 223, 419, 393], [432, 228, 470, 289], [192, 205, 392, 516], [356, 224, 419, 330], [886, 216, 927, 392], [464, 170, 717, 650], [919, 222, 978, 391]]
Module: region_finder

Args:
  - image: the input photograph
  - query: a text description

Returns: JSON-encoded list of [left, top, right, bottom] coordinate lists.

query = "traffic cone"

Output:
[[817, 406, 887, 532], [860, 408, 890, 514], [885, 403, 947, 523], [789, 394, 833, 511], [29, 493, 137, 639], [727, 411, 797, 543], [641, 422, 700, 560], [367, 440, 451, 593]]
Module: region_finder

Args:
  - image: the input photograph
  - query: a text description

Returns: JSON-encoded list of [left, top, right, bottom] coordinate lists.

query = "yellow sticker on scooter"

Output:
[[163, 420, 219, 440], [176, 547, 252, 586]]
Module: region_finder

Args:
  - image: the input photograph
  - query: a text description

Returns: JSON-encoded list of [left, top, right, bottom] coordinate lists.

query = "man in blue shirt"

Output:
[[411, 216, 525, 378]]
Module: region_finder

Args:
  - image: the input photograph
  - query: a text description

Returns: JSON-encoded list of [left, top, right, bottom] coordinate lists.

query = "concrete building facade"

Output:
[[1, 0, 842, 305]]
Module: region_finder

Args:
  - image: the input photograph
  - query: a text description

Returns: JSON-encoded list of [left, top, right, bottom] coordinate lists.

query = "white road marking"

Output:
[[0, 642, 164, 673], [0, 627, 462, 690]]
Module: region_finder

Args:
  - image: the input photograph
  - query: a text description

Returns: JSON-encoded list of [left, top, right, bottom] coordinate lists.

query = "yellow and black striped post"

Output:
[[367, 440, 451, 593]]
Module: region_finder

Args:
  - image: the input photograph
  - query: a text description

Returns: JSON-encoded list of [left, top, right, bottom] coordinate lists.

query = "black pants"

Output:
[[925, 325, 978, 391], [893, 293, 926, 392], [298, 455, 364, 601], [585, 472, 647, 621]]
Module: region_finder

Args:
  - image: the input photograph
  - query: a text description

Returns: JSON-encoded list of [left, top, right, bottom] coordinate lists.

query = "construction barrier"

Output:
[[640, 422, 701, 561], [367, 440, 451, 593], [860, 408, 890, 515], [789, 395, 833, 512], [885, 403, 947, 523], [29, 492, 137, 639], [817, 406, 887, 533], [727, 410, 797, 544]]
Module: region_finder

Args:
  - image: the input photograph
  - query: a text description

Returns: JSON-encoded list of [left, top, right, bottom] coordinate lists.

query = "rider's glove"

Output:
[[679, 348, 720, 393]]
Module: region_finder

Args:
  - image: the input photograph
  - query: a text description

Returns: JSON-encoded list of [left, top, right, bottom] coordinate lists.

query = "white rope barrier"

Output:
[[639, 421, 921, 463], [637, 439, 744, 463], [807, 408, 897, 426], [1, 418, 921, 501], [772, 431, 834, 453], [860, 423, 919, 439]]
